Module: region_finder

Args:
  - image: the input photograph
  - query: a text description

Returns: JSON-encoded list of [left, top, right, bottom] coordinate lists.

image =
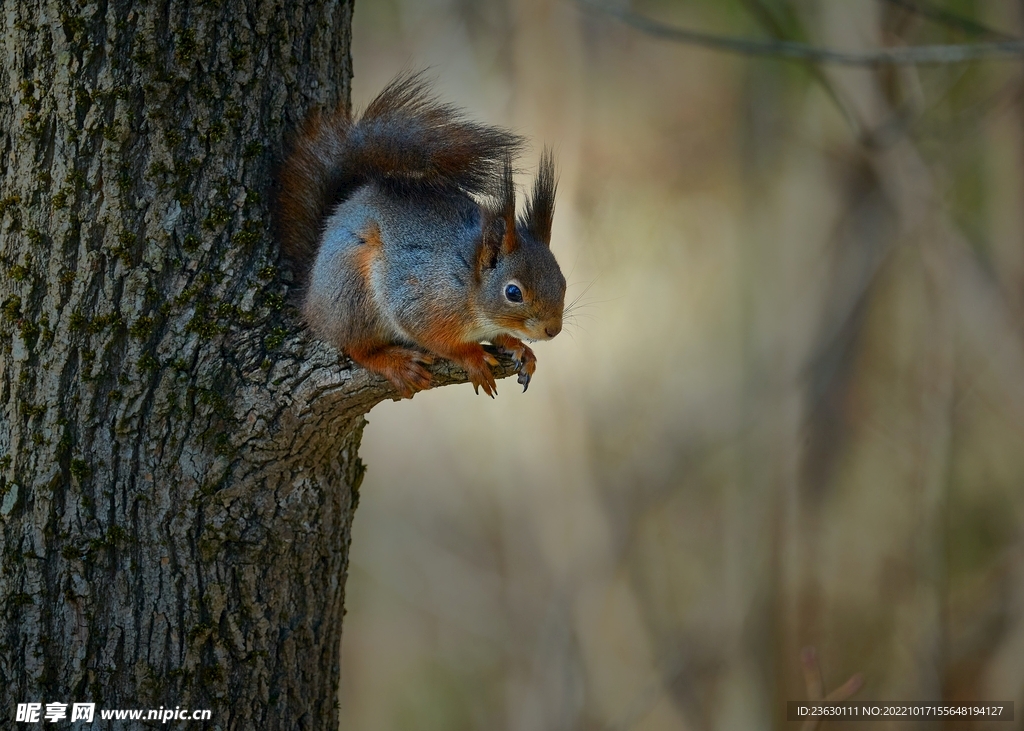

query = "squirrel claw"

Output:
[[458, 354, 497, 397], [491, 335, 537, 394], [471, 377, 497, 397]]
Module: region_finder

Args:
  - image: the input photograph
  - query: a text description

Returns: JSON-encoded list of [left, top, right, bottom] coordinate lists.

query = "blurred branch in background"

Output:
[[877, 0, 1019, 41], [578, 0, 1024, 65], [799, 647, 863, 731], [733, 0, 866, 150]]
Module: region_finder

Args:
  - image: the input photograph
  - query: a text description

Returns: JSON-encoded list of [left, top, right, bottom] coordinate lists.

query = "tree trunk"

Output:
[[0, 1, 510, 728]]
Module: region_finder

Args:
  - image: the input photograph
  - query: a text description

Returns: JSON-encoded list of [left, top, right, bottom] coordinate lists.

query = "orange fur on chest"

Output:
[[415, 300, 478, 355]]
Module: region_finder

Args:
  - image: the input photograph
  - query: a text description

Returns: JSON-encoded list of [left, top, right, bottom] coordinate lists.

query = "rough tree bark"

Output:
[[0, 1, 514, 728]]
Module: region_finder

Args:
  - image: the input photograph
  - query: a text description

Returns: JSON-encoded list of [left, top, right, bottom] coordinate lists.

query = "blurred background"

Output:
[[339, 1, 1024, 729]]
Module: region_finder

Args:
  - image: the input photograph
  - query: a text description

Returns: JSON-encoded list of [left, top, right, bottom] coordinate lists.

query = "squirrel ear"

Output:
[[523, 148, 556, 247], [476, 155, 517, 277], [498, 154, 518, 256], [475, 212, 501, 276]]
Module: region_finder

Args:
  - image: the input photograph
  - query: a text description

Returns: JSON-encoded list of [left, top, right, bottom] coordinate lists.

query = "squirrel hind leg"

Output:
[[347, 342, 435, 399]]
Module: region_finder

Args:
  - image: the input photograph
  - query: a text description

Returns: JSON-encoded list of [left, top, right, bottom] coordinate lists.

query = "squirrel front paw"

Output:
[[439, 344, 499, 397], [491, 334, 537, 392], [347, 344, 435, 399]]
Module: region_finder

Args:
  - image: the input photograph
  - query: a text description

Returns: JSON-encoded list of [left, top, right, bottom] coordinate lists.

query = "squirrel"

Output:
[[276, 73, 566, 398]]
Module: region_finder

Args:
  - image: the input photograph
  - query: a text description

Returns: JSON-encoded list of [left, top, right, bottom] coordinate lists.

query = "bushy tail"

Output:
[[277, 73, 525, 273]]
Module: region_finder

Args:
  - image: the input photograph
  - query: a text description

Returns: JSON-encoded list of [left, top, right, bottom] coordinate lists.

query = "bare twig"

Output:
[[736, 0, 866, 137], [579, 1, 1024, 66], [877, 0, 1018, 42], [799, 647, 864, 731]]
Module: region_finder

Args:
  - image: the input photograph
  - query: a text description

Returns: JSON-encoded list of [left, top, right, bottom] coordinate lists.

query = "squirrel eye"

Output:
[[504, 284, 523, 303]]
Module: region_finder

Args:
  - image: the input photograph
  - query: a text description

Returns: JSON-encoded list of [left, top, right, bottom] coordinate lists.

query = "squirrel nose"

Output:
[[545, 323, 561, 338]]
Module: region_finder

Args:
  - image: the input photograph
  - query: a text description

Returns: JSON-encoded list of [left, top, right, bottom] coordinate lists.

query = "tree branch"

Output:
[[278, 334, 524, 411], [579, 0, 1024, 66]]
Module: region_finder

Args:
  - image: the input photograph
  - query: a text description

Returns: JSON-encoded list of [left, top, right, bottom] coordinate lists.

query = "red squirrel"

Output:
[[277, 74, 566, 398]]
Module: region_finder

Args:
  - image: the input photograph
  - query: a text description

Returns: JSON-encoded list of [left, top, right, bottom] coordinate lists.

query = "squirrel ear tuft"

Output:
[[498, 154, 518, 256], [523, 149, 556, 247]]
